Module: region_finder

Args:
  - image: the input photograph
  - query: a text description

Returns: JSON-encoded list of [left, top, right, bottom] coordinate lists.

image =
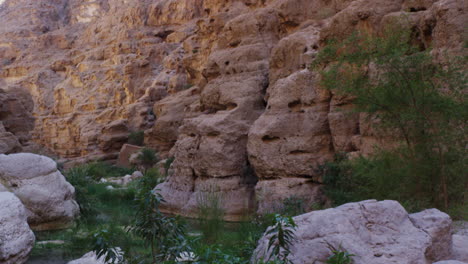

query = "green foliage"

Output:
[[86, 161, 134, 180], [196, 187, 225, 243], [326, 251, 354, 264], [314, 27, 467, 213], [138, 148, 159, 172], [129, 131, 145, 146], [264, 214, 297, 264], [130, 190, 188, 262], [91, 228, 125, 263], [66, 165, 97, 217]]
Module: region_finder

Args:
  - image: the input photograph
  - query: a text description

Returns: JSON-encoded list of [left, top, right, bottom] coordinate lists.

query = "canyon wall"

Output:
[[0, 0, 465, 218]]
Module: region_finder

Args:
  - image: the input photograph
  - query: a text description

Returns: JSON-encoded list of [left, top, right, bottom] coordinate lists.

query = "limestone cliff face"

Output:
[[0, 0, 466, 218]]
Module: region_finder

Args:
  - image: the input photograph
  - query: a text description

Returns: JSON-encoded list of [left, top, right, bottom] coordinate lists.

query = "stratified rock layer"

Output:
[[253, 200, 458, 264], [0, 153, 79, 230], [0, 191, 35, 264], [0, 0, 466, 217]]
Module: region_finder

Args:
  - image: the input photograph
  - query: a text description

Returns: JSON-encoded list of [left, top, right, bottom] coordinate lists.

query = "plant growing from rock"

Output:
[[137, 148, 159, 172], [325, 243, 354, 264], [264, 214, 297, 264]]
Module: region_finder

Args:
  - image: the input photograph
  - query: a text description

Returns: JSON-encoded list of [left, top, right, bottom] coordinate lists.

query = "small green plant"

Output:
[[325, 244, 354, 264], [164, 157, 175, 177], [137, 148, 159, 172], [128, 131, 145, 146], [264, 214, 297, 264]]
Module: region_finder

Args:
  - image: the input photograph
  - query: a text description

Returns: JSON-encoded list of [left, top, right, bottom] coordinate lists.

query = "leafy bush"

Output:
[[128, 131, 145, 146], [130, 190, 187, 263], [263, 214, 297, 264], [314, 27, 467, 213]]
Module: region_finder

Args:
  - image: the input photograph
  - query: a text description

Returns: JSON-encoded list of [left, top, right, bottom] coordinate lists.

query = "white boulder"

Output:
[[0, 153, 79, 230], [253, 200, 453, 264], [0, 192, 35, 264]]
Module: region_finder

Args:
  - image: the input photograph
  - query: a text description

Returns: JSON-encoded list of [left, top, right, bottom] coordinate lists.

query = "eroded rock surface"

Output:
[[0, 191, 35, 264], [0, 0, 466, 217], [253, 200, 456, 264], [0, 153, 79, 230]]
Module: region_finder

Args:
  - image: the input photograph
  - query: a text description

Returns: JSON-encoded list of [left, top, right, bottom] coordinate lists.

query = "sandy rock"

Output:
[[253, 200, 453, 264], [116, 144, 143, 168], [0, 153, 79, 230], [0, 192, 35, 264]]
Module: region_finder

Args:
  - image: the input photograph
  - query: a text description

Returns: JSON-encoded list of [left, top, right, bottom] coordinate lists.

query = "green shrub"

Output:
[[128, 131, 145, 146], [130, 190, 187, 262], [314, 27, 467, 214]]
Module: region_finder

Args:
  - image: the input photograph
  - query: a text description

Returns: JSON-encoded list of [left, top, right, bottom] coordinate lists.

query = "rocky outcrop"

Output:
[[0, 0, 466, 218], [0, 191, 35, 264], [253, 200, 461, 264], [0, 88, 34, 154], [0, 153, 79, 230]]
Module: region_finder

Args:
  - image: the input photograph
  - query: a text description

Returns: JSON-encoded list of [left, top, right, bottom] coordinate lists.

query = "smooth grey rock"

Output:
[[0, 192, 35, 264], [0, 153, 79, 230]]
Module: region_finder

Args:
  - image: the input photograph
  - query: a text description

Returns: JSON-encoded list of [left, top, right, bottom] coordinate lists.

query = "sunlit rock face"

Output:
[[0, 0, 466, 218]]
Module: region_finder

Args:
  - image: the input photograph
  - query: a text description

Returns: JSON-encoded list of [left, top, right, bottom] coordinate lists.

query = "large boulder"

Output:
[[0, 192, 35, 264], [253, 200, 454, 264], [0, 153, 79, 230]]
